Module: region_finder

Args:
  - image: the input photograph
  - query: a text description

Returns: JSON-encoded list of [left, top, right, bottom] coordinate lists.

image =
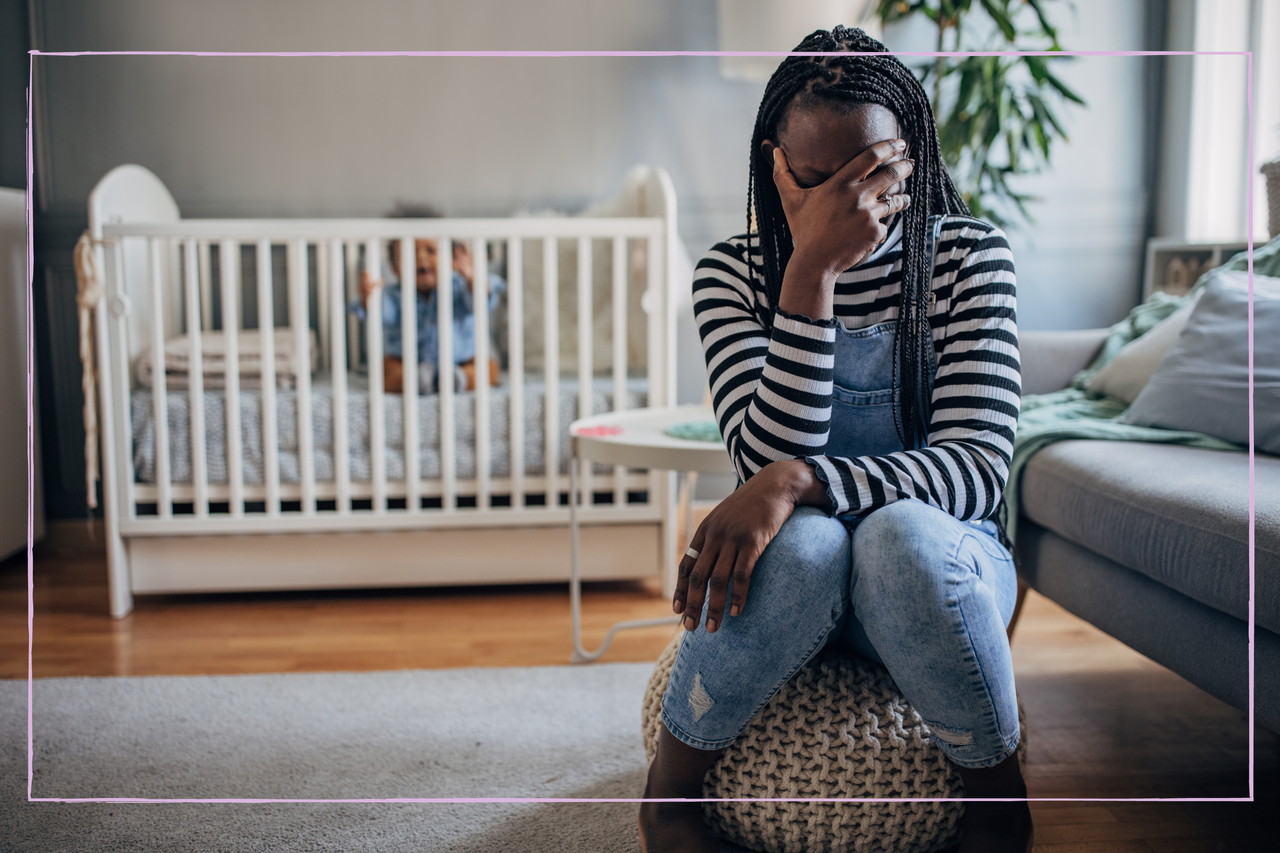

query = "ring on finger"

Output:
[[685, 547, 700, 560]]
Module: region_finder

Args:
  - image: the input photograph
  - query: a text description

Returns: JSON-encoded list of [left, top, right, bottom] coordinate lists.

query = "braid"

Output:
[[747, 25, 968, 450]]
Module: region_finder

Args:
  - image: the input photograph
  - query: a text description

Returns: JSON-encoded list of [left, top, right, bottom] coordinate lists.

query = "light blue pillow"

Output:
[[1122, 270, 1280, 454]]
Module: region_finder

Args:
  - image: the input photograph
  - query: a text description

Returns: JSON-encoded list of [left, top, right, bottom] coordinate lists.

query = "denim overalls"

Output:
[[827, 215, 940, 461]]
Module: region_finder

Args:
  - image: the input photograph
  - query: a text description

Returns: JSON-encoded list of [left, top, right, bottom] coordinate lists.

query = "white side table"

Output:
[[568, 404, 736, 663]]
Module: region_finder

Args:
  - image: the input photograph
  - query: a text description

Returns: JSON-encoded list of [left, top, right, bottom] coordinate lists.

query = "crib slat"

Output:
[[438, 239, 456, 511], [646, 233, 664, 511], [400, 235, 420, 513], [107, 242, 137, 520], [646, 234, 665, 407], [315, 242, 329, 375], [507, 237, 524, 511], [576, 236, 593, 505], [542, 237, 558, 508], [257, 239, 280, 517], [329, 239, 351, 515], [612, 235, 627, 508], [183, 239, 209, 518], [366, 238, 386, 514], [345, 240, 360, 374], [290, 239, 316, 515], [168, 239, 183, 339], [149, 239, 172, 517], [198, 239, 214, 332], [219, 240, 244, 517], [473, 237, 490, 511]]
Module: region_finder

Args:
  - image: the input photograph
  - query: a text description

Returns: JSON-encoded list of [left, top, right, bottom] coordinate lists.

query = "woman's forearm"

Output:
[[776, 255, 837, 321]]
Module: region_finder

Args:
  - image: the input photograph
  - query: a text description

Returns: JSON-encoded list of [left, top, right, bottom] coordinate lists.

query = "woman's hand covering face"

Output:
[[770, 140, 913, 279], [763, 101, 914, 281]]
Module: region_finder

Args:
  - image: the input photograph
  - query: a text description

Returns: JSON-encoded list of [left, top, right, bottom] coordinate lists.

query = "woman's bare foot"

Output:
[[638, 727, 724, 853], [955, 753, 1034, 853], [637, 792, 720, 853]]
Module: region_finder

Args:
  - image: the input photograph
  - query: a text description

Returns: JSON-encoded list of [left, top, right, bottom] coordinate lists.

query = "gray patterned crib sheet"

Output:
[[131, 374, 649, 485]]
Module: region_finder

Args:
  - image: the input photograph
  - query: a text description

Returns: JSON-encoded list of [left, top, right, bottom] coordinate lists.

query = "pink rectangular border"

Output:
[[24, 47, 1256, 806]]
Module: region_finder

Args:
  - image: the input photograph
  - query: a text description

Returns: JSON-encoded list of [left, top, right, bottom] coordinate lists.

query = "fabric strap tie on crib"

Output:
[[74, 231, 105, 510]]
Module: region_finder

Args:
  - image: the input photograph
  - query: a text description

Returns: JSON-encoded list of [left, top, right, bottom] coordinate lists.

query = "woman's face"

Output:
[[764, 101, 911, 198]]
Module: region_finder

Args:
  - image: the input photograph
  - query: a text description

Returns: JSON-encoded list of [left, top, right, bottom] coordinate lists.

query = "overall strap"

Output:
[[915, 214, 945, 438]]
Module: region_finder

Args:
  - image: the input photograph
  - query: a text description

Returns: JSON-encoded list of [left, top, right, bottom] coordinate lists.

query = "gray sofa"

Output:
[[1015, 329, 1279, 733]]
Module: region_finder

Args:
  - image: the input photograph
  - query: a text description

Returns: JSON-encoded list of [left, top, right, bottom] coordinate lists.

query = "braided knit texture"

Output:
[[641, 635, 1027, 853]]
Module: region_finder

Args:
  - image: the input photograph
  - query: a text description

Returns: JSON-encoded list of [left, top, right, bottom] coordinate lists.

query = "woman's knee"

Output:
[[851, 500, 961, 596], [762, 506, 850, 580], [743, 505, 851, 612]]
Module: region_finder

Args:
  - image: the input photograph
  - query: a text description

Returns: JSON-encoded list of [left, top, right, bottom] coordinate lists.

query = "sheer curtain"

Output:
[[1184, 0, 1280, 241]]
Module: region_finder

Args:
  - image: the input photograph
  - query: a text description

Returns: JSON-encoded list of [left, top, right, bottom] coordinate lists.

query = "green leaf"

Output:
[[1024, 55, 1049, 85], [1032, 120, 1050, 159], [1024, 0, 1061, 43], [1044, 69, 1086, 104], [977, 0, 1017, 40], [1027, 92, 1067, 140], [955, 64, 980, 111]]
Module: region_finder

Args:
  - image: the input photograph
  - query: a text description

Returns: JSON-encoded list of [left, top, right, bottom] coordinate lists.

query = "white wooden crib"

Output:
[[85, 164, 682, 617]]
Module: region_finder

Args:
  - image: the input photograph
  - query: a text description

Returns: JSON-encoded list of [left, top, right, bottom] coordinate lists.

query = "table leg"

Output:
[[569, 451, 680, 664], [673, 470, 699, 601]]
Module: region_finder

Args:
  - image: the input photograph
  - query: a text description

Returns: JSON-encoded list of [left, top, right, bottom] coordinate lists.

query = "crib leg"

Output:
[[107, 521, 133, 618]]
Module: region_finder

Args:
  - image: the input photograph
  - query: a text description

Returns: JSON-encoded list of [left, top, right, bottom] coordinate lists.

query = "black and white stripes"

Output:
[[693, 215, 1020, 521]]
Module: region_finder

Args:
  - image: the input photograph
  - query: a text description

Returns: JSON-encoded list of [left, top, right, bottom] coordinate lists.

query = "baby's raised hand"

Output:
[[452, 242, 475, 289]]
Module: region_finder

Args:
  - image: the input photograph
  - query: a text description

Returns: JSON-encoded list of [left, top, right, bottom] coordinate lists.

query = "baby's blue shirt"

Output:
[[350, 262, 506, 367]]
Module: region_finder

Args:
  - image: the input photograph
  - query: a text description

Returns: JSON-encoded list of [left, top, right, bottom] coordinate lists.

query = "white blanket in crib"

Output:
[[134, 329, 320, 391], [131, 374, 648, 485]]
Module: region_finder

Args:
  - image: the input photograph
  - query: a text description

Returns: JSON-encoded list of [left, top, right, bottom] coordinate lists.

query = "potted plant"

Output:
[[874, 0, 1085, 227]]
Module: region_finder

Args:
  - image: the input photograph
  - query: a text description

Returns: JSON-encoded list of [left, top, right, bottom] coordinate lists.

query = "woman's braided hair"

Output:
[[748, 25, 968, 449]]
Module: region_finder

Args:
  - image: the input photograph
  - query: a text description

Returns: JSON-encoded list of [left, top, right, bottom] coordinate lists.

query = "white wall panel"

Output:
[[0, 187, 42, 558]]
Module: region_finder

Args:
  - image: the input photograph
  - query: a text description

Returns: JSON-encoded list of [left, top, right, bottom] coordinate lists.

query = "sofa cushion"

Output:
[[1020, 440, 1280, 634], [1017, 521, 1279, 732], [1083, 292, 1201, 403], [1122, 271, 1280, 453]]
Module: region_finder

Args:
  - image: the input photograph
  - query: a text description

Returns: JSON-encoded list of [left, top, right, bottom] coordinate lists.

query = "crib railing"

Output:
[[98, 217, 673, 535]]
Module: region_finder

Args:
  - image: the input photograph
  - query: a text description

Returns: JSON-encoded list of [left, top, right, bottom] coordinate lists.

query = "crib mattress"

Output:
[[131, 374, 649, 486]]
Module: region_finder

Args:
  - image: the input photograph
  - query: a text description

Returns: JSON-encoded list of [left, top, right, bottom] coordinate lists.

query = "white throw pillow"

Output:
[[1122, 270, 1280, 453], [1085, 291, 1203, 403]]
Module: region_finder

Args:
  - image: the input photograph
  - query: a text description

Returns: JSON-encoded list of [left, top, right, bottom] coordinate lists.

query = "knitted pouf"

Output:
[[641, 634, 1027, 853]]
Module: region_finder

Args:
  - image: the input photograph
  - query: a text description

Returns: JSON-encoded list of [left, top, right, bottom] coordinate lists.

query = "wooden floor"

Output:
[[3, 532, 1277, 851]]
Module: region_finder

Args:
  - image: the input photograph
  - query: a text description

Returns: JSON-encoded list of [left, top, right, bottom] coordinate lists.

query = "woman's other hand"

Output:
[[674, 459, 831, 633]]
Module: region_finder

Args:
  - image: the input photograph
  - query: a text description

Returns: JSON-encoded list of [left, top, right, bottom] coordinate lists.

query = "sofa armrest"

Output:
[[1019, 328, 1109, 395]]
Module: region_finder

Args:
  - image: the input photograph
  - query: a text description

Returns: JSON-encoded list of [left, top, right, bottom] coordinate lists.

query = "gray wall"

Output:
[[23, 0, 1160, 513], [29, 0, 762, 254], [0, 0, 26, 190]]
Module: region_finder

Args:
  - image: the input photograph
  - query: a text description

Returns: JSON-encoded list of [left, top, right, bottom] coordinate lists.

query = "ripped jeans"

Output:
[[660, 500, 1020, 769]]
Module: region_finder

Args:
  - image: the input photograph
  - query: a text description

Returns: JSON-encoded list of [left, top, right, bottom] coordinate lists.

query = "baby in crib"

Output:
[[351, 206, 506, 394]]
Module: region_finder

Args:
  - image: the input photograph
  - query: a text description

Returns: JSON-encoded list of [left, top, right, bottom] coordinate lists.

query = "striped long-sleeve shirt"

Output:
[[693, 215, 1020, 522]]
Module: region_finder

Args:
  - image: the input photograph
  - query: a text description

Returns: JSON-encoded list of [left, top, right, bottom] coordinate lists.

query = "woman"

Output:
[[638, 27, 1028, 853]]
